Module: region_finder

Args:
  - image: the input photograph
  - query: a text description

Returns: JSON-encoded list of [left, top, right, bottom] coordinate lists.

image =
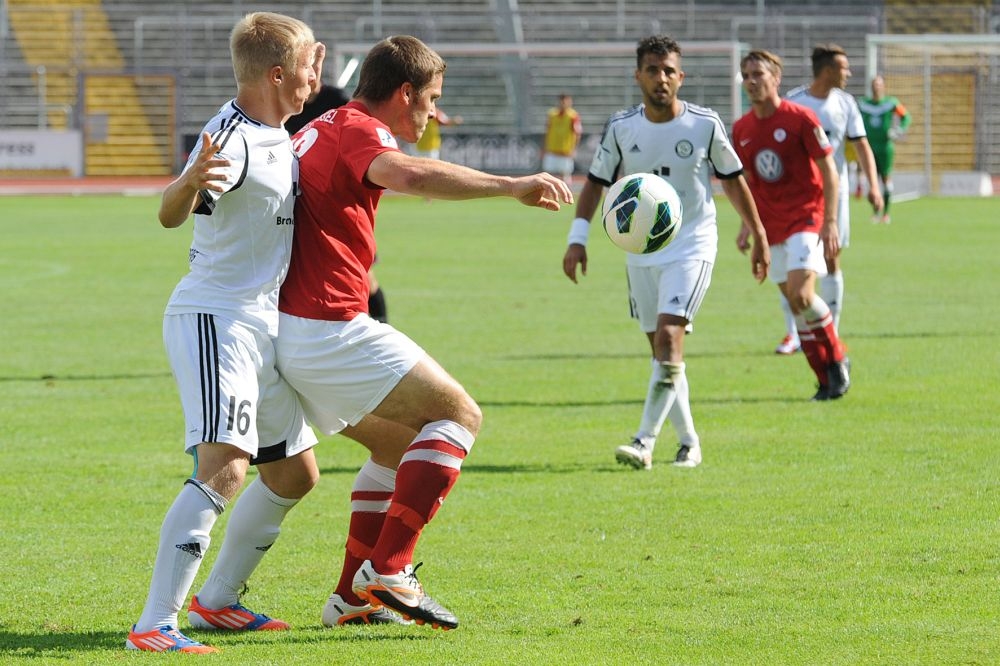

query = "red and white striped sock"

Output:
[[369, 420, 474, 574], [801, 294, 846, 362], [336, 459, 396, 605]]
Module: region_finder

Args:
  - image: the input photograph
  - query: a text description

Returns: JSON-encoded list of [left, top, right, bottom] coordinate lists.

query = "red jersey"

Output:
[[731, 99, 832, 245], [280, 101, 400, 321]]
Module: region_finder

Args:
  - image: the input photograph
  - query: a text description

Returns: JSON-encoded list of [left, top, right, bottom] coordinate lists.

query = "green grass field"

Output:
[[1, 192, 998, 664]]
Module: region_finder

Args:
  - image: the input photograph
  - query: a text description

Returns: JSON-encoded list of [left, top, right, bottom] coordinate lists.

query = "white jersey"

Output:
[[785, 85, 866, 179], [164, 100, 298, 336], [786, 85, 864, 236], [588, 101, 743, 266]]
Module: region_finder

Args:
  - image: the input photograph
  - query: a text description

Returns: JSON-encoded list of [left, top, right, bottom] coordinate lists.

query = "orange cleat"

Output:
[[125, 625, 219, 653], [187, 595, 289, 631]]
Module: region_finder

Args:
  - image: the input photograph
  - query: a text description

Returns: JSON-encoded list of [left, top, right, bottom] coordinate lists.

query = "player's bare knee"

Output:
[[653, 324, 685, 362], [454, 392, 483, 437], [257, 454, 319, 499], [194, 444, 251, 500], [787, 292, 811, 314]]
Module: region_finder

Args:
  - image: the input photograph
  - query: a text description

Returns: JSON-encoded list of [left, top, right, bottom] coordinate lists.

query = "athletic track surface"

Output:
[[1, 175, 998, 197], [0, 177, 174, 196]]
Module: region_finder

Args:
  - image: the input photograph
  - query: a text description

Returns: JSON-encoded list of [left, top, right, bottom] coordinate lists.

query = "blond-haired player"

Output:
[[127, 12, 324, 653]]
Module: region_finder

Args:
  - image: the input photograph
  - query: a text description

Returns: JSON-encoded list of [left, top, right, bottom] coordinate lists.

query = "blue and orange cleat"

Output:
[[125, 624, 219, 653], [187, 595, 290, 631]]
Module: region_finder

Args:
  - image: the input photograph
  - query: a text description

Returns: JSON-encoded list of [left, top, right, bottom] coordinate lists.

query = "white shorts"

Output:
[[768, 232, 828, 284], [626, 260, 713, 333], [836, 174, 851, 249], [275, 313, 426, 435], [163, 313, 317, 462], [542, 153, 574, 178]]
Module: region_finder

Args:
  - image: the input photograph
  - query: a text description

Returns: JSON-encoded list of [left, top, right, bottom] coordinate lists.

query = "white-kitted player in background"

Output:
[[769, 43, 882, 353]]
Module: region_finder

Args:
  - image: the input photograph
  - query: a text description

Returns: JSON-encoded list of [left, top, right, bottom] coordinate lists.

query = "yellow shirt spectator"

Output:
[[415, 109, 461, 159], [542, 94, 582, 184]]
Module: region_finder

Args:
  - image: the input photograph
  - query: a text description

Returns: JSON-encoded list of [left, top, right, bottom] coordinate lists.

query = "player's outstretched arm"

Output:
[[367, 151, 573, 210], [158, 131, 230, 228], [510, 172, 574, 210]]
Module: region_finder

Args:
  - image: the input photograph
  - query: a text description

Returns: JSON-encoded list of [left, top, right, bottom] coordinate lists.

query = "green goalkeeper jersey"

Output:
[[858, 95, 911, 151]]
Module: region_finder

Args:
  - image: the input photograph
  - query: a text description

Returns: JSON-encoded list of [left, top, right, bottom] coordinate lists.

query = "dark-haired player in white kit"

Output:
[[127, 12, 325, 654], [562, 35, 769, 471]]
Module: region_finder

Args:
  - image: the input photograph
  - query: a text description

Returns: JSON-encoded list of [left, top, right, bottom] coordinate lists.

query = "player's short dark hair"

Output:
[[636, 35, 682, 68], [353, 35, 447, 103], [811, 43, 847, 77]]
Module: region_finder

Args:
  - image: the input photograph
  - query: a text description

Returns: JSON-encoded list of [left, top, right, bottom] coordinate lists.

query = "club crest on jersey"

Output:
[[772, 128, 787, 143], [376, 127, 398, 148], [675, 140, 694, 158], [754, 149, 783, 183]]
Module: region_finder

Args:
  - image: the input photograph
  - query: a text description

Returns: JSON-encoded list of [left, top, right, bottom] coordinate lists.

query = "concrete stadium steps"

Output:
[[885, 0, 993, 34], [7, 0, 123, 129], [82, 73, 172, 175], [7, 0, 169, 174]]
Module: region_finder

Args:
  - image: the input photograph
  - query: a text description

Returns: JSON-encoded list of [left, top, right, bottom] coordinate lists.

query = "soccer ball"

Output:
[[601, 173, 683, 254]]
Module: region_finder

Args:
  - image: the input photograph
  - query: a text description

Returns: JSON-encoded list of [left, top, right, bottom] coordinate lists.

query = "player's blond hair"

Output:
[[741, 49, 784, 76], [230, 12, 315, 85], [353, 35, 447, 102]]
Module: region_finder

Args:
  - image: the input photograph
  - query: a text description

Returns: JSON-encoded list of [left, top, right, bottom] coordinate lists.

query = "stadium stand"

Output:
[[1, 0, 997, 181]]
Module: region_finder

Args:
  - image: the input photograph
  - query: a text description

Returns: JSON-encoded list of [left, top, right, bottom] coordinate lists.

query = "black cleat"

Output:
[[826, 358, 851, 399]]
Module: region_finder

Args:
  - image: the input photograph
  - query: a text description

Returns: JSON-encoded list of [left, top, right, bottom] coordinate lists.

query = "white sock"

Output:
[[666, 364, 698, 448], [780, 293, 798, 343], [354, 458, 397, 495], [635, 360, 682, 447], [135, 482, 222, 632], [820, 271, 844, 330], [195, 476, 298, 610]]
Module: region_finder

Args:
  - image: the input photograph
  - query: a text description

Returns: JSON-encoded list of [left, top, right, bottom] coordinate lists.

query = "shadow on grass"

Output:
[[0, 625, 430, 657], [478, 398, 643, 408], [477, 394, 804, 408], [319, 461, 600, 476], [0, 372, 171, 383], [0, 630, 123, 657]]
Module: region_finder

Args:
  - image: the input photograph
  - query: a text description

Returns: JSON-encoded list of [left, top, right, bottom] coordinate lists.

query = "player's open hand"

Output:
[[562, 244, 587, 283], [185, 131, 230, 193], [512, 173, 574, 211]]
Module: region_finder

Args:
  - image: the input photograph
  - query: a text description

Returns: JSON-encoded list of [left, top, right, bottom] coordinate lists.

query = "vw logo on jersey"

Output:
[[675, 139, 694, 158], [755, 149, 784, 183], [773, 128, 787, 143]]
